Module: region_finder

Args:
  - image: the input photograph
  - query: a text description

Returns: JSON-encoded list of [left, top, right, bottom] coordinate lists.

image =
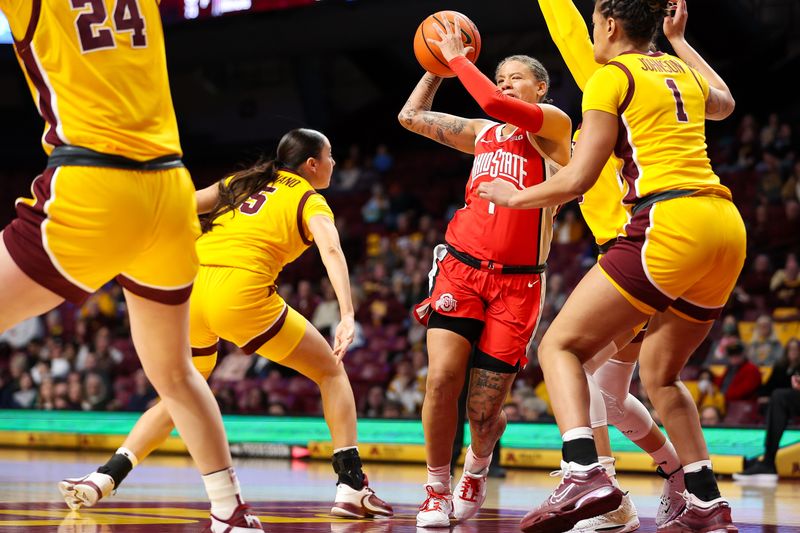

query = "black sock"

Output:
[[562, 438, 598, 466], [332, 448, 365, 490], [97, 453, 134, 488], [685, 466, 721, 502]]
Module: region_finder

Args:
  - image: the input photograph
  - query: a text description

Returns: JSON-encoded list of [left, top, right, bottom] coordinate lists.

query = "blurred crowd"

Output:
[[1, 111, 798, 433]]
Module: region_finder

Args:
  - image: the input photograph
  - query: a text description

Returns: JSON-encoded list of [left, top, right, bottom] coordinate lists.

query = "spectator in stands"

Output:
[[747, 315, 784, 366], [65, 380, 84, 410], [126, 369, 158, 412], [267, 402, 288, 416], [734, 348, 800, 482], [706, 316, 741, 366], [294, 280, 322, 320], [381, 400, 404, 419], [758, 338, 800, 409], [75, 326, 123, 377], [83, 372, 111, 411], [12, 372, 37, 409], [732, 254, 772, 316], [503, 402, 521, 422], [361, 184, 389, 225], [362, 385, 387, 418], [782, 160, 800, 203], [311, 279, 340, 340], [238, 387, 269, 415], [717, 341, 763, 405], [519, 396, 549, 422], [386, 359, 424, 416], [372, 144, 394, 174], [37, 377, 56, 410], [770, 253, 800, 318], [770, 203, 800, 259], [755, 151, 784, 204], [686, 368, 726, 416], [699, 406, 722, 427]]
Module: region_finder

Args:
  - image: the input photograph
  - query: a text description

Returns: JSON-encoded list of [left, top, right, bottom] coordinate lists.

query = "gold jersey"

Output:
[[1, 0, 182, 159], [197, 170, 334, 282], [539, 0, 628, 245], [583, 51, 731, 203]]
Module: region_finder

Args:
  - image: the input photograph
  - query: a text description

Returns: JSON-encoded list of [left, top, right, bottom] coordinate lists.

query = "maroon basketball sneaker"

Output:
[[658, 491, 738, 533], [331, 475, 393, 518], [203, 503, 264, 532], [519, 461, 623, 533]]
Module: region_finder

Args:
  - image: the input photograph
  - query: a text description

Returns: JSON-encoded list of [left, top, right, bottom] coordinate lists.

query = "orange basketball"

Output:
[[413, 11, 481, 78]]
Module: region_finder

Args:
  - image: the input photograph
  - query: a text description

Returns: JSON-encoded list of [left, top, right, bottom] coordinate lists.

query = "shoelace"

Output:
[[458, 476, 481, 502], [419, 485, 452, 511]]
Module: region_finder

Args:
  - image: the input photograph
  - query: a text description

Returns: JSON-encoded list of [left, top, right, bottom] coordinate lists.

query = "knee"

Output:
[[468, 408, 506, 437], [425, 370, 462, 401], [638, 366, 677, 393], [146, 364, 196, 393]]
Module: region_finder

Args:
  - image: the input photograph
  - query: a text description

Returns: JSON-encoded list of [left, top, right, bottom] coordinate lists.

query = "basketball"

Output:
[[413, 11, 481, 78]]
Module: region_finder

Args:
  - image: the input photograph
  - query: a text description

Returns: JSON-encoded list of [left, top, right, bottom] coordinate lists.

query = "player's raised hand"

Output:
[[663, 0, 688, 42], [477, 179, 519, 207], [332, 314, 355, 363], [426, 15, 474, 63]]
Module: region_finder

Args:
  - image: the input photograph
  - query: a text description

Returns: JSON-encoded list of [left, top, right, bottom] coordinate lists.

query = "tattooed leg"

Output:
[[466, 367, 516, 458]]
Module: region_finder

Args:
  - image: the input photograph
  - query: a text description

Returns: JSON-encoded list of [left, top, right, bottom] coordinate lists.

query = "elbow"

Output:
[[398, 110, 415, 130]]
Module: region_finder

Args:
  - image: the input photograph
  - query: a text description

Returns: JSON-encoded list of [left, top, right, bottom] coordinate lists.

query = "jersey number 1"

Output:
[[71, 0, 147, 53], [665, 78, 689, 123]]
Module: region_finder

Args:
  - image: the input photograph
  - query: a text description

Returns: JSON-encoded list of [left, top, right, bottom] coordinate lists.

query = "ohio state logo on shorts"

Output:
[[435, 293, 457, 313]]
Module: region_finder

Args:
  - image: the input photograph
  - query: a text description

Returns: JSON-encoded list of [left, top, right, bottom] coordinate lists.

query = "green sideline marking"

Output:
[[0, 410, 796, 457]]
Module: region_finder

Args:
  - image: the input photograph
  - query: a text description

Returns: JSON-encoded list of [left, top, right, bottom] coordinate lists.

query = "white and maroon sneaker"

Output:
[[58, 471, 115, 510], [330, 475, 393, 518], [203, 503, 264, 532]]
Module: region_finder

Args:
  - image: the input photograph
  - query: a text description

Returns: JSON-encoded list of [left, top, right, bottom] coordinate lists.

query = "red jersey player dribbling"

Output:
[[399, 15, 572, 528]]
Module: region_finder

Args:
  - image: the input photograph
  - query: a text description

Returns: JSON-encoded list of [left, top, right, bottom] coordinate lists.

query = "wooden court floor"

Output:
[[0, 449, 798, 532]]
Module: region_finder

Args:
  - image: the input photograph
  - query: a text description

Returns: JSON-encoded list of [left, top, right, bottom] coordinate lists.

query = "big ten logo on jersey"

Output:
[[71, 0, 148, 53], [471, 149, 528, 188], [240, 186, 276, 215]]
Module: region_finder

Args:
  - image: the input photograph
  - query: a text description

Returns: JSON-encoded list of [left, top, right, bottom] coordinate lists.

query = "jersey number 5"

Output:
[[665, 78, 689, 123], [71, 0, 147, 53], [240, 187, 277, 215]]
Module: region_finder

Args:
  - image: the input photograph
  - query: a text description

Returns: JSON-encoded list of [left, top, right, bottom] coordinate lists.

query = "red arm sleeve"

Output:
[[449, 55, 544, 133]]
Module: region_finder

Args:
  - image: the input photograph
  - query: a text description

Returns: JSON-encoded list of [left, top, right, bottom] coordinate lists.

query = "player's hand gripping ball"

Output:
[[413, 11, 481, 78]]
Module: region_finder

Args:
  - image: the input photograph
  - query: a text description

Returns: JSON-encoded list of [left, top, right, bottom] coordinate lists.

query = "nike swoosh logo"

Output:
[[528, 280, 539, 288], [549, 484, 576, 504]]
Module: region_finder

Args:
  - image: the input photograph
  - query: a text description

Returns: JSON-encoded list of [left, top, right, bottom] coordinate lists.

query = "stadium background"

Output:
[[0, 0, 799, 476]]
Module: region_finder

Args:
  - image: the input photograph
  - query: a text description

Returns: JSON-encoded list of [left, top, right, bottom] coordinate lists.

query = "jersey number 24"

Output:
[[71, 0, 147, 53]]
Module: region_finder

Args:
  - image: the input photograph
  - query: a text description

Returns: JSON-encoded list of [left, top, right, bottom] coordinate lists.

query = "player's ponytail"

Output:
[[201, 128, 328, 233]]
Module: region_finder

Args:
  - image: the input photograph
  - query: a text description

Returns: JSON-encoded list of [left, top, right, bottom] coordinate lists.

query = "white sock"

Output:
[[650, 440, 681, 474], [599, 456, 620, 488], [562, 427, 594, 442], [464, 446, 492, 474], [683, 459, 713, 474], [333, 445, 358, 454], [426, 464, 451, 487], [116, 447, 139, 468], [202, 467, 242, 519]]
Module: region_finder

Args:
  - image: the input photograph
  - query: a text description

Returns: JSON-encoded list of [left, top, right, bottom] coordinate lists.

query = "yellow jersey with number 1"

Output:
[[0, 0, 181, 159]]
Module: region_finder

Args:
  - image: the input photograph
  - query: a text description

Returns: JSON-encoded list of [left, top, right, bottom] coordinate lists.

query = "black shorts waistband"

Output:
[[596, 238, 618, 256], [47, 145, 184, 171], [630, 189, 697, 215], [445, 244, 545, 275]]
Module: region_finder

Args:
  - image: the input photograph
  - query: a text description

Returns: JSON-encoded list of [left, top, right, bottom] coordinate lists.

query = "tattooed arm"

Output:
[[398, 72, 493, 154], [663, 0, 734, 120]]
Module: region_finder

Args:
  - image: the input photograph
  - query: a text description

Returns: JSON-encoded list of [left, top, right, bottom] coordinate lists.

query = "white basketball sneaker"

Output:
[[331, 476, 393, 518], [204, 503, 264, 532], [58, 471, 115, 510], [656, 466, 687, 526], [416, 481, 454, 528], [452, 467, 488, 521], [568, 491, 640, 533]]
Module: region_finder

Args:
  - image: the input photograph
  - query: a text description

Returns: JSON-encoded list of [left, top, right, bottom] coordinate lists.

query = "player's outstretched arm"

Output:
[[538, 0, 600, 90], [398, 72, 488, 154], [664, 0, 734, 120], [477, 109, 616, 209], [307, 214, 355, 362]]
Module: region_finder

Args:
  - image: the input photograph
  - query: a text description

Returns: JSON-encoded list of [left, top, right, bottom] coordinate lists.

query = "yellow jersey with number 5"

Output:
[[0, 0, 181, 159], [197, 170, 335, 282], [583, 52, 731, 203]]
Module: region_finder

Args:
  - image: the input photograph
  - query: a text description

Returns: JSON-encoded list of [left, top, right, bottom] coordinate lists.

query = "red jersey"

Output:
[[446, 123, 560, 266]]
